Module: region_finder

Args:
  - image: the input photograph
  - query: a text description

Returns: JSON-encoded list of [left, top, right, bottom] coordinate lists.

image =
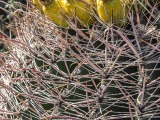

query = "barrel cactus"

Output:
[[0, 0, 160, 119]]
